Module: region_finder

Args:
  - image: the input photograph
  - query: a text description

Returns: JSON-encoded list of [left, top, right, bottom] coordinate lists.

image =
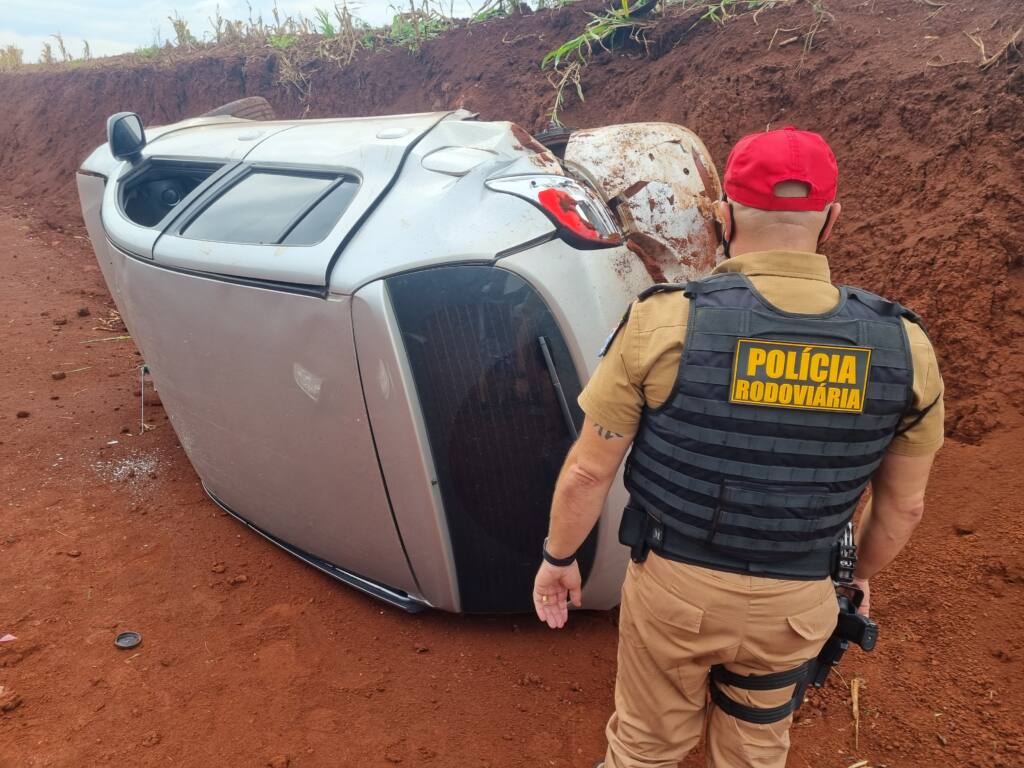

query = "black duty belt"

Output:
[[619, 502, 835, 581]]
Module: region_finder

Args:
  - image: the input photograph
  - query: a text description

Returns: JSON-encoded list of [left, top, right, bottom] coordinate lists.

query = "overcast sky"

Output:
[[1, 0, 482, 61]]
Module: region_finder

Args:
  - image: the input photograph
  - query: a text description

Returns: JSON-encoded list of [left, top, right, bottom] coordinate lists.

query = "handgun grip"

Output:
[[810, 635, 846, 688], [859, 620, 879, 652]]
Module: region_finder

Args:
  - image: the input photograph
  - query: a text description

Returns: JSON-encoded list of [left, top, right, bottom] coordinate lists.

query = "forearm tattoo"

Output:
[[594, 423, 624, 440]]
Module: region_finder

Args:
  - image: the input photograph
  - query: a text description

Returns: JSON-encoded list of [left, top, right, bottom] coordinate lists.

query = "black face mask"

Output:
[[816, 204, 833, 249], [715, 196, 735, 260]]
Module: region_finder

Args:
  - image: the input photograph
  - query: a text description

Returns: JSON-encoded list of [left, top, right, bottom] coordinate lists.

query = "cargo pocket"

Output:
[[635, 563, 705, 635], [786, 594, 839, 644]]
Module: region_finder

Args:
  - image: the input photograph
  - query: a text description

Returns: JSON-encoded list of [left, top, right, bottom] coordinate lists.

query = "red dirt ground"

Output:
[[1, 1, 1023, 766]]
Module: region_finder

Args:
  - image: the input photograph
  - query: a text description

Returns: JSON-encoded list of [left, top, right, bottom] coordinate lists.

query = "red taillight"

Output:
[[486, 175, 622, 249], [537, 187, 603, 242]]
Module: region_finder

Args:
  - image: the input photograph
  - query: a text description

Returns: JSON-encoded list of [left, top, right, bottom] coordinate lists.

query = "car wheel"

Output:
[[198, 96, 277, 121], [533, 126, 574, 159]]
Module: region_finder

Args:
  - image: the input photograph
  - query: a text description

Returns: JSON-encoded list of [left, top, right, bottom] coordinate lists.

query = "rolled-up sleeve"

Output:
[[888, 320, 945, 456], [577, 305, 646, 435]]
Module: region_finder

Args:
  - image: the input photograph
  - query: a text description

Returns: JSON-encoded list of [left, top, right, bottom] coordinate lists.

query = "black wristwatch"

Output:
[[542, 537, 577, 567]]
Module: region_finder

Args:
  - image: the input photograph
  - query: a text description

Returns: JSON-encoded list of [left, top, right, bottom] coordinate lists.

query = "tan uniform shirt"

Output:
[[579, 250, 945, 456]]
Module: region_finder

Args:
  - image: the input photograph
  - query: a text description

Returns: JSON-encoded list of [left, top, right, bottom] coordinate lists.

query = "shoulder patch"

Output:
[[637, 283, 687, 302], [598, 306, 632, 358]]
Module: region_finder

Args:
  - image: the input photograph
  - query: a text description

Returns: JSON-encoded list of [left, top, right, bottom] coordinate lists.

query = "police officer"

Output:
[[532, 127, 944, 767]]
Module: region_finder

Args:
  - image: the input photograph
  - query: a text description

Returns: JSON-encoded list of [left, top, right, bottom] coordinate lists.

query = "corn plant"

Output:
[[209, 6, 245, 44], [541, 0, 655, 124], [310, 3, 363, 64], [270, 2, 306, 35], [471, 0, 516, 23], [168, 12, 198, 48], [0, 45, 23, 71], [388, 0, 452, 52], [541, 0, 654, 68], [52, 32, 73, 63]]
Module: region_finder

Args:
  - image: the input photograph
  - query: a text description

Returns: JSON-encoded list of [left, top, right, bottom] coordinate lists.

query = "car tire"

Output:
[[199, 96, 277, 121], [534, 126, 574, 159]]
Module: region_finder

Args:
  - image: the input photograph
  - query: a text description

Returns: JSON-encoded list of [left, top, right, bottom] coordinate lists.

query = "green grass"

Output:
[[388, 2, 452, 52], [541, 0, 652, 69], [540, 0, 654, 124], [313, 8, 337, 36], [539, 0, 822, 124], [471, 0, 518, 23], [695, 0, 772, 24], [268, 34, 299, 50]]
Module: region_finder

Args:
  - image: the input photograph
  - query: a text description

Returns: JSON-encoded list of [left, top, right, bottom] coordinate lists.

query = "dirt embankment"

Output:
[[1, 3, 1023, 768], [1, 1, 1021, 442]]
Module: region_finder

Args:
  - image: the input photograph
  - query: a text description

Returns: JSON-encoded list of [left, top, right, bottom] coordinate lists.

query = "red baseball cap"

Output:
[[723, 126, 838, 212]]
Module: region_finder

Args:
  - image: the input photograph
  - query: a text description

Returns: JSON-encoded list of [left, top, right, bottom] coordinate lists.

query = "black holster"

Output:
[[619, 502, 663, 563]]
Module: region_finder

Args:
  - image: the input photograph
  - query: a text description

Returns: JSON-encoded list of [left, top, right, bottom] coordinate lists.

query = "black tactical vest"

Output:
[[623, 272, 918, 579]]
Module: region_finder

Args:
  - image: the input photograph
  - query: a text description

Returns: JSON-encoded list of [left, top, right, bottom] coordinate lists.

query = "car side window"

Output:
[[181, 170, 358, 246], [281, 182, 360, 246], [119, 161, 223, 228]]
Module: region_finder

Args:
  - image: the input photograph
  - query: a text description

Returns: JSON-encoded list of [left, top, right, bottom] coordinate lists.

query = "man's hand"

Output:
[[532, 416, 635, 629], [533, 560, 582, 629], [852, 576, 870, 617]]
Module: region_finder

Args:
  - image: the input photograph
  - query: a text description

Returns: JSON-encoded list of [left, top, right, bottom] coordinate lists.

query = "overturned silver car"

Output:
[[77, 101, 721, 613]]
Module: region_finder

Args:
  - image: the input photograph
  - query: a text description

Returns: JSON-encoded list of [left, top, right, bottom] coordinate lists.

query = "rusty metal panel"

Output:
[[565, 123, 722, 285]]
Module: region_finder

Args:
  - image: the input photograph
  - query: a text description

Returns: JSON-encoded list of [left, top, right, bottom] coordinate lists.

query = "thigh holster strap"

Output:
[[709, 660, 813, 725]]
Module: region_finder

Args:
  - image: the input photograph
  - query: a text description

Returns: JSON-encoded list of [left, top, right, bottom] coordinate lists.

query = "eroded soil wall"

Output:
[[2, 1, 1021, 440]]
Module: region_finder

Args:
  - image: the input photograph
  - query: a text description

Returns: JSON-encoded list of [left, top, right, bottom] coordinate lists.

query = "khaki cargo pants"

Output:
[[604, 553, 839, 768]]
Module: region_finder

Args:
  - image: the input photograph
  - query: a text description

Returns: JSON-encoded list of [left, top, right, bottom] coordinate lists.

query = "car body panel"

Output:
[[142, 119, 295, 162], [110, 250, 420, 599], [327, 118, 560, 295], [352, 281, 459, 611]]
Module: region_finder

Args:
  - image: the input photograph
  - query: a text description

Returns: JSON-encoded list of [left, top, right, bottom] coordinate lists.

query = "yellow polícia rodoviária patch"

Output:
[[730, 339, 872, 413]]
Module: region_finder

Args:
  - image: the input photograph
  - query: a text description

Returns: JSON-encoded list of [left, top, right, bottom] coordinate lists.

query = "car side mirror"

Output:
[[107, 112, 146, 162]]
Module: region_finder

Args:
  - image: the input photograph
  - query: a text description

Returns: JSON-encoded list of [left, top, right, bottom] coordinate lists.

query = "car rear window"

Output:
[[182, 171, 358, 246], [386, 265, 595, 613]]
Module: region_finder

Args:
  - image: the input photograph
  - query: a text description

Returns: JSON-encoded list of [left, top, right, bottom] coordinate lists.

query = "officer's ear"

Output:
[[713, 200, 732, 243], [817, 202, 842, 245]]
